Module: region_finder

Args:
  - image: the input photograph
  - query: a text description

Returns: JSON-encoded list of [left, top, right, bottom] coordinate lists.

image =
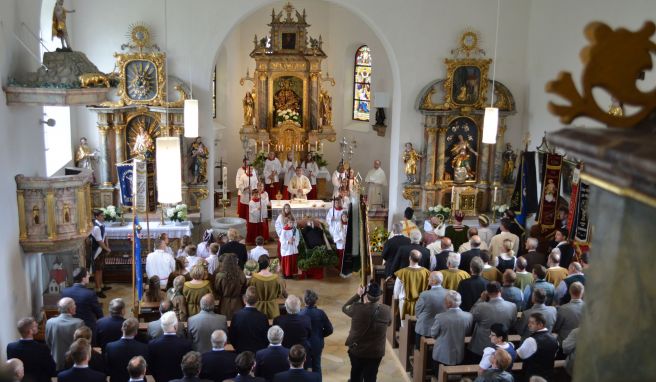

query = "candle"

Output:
[[222, 166, 228, 200], [451, 186, 455, 206], [493, 186, 498, 204]]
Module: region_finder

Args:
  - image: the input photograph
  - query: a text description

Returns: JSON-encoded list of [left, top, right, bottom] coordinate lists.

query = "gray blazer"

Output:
[[469, 298, 517, 355], [148, 318, 186, 340], [554, 300, 585, 343], [45, 313, 84, 370], [187, 310, 228, 353], [516, 303, 557, 340], [430, 308, 473, 365], [415, 286, 449, 336]]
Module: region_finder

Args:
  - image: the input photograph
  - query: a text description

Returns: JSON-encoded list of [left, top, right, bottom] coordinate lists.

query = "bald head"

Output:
[[373, 160, 381, 169], [428, 271, 443, 286], [441, 237, 452, 250], [392, 223, 403, 235], [6, 358, 23, 380], [470, 235, 482, 248], [569, 262, 583, 274]]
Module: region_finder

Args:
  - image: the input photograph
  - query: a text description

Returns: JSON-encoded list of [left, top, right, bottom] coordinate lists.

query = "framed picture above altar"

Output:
[[444, 116, 480, 183], [444, 59, 491, 109]]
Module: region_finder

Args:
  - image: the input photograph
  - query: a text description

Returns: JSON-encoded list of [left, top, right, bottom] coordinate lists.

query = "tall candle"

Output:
[[493, 186, 498, 204], [222, 166, 228, 200]]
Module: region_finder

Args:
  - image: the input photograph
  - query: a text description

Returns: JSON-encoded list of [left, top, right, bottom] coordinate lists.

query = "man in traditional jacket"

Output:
[[393, 250, 430, 321]]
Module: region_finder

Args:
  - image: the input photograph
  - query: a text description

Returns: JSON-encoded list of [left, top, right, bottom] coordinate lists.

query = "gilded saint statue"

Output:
[[450, 134, 478, 180], [75, 137, 97, 183], [403, 142, 422, 184], [52, 0, 75, 50], [274, 79, 301, 113], [502, 143, 517, 184], [243, 91, 255, 126], [319, 89, 332, 126], [132, 126, 154, 159], [189, 137, 209, 184]]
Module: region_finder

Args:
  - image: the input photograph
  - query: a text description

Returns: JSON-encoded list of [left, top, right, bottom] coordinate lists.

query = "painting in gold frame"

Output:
[[115, 51, 167, 106], [443, 58, 491, 109]]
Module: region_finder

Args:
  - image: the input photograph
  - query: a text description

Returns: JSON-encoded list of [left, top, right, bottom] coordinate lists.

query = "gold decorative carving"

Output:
[[114, 50, 167, 106], [161, 84, 189, 108], [17, 190, 26, 240], [546, 21, 656, 128], [402, 186, 421, 208], [77, 188, 86, 234], [443, 58, 492, 109], [270, 62, 307, 71], [46, 191, 57, 239]]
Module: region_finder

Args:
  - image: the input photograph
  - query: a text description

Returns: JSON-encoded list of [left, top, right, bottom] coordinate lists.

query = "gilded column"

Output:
[[46, 190, 57, 240], [424, 126, 438, 185], [436, 122, 448, 184], [114, 124, 126, 165], [309, 72, 320, 130], [17, 190, 27, 240], [76, 187, 87, 234], [85, 184, 92, 223], [257, 71, 268, 131], [97, 124, 112, 186]]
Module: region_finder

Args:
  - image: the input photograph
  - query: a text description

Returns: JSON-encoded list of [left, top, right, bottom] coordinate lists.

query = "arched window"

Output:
[[353, 45, 371, 121]]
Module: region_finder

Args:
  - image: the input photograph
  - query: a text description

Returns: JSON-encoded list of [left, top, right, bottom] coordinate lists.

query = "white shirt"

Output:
[[479, 342, 514, 370], [207, 254, 219, 275], [146, 249, 175, 288], [196, 242, 211, 259], [186, 256, 201, 272], [264, 158, 282, 184], [237, 173, 259, 204], [249, 198, 267, 223], [302, 161, 320, 185], [282, 159, 297, 186], [280, 225, 300, 257], [458, 241, 489, 253], [326, 207, 346, 237], [249, 246, 269, 262], [516, 328, 549, 359], [330, 221, 348, 250], [332, 170, 346, 197]]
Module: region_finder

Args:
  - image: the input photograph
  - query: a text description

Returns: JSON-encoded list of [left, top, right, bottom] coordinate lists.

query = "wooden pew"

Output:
[[398, 315, 417, 371], [436, 360, 567, 382], [386, 298, 400, 348]]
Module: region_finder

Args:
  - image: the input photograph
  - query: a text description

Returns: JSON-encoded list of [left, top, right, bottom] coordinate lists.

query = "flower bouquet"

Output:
[[426, 204, 451, 221], [276, 109, 301, 126], [492, 204, 510, 220], [166, 203, 188, 223], [101, 205, 122, 223], [369, 226, 389, 254]]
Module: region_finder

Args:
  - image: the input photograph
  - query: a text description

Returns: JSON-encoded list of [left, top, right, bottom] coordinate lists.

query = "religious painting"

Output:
[[282, 32, 296, 49], [115, 51, 167, 106], [353, 45, 372, 121], [443, 58, 491, 109], [126, 113, 161, 160], [273, 76, 303, 127], [444, 116, 480, 183]]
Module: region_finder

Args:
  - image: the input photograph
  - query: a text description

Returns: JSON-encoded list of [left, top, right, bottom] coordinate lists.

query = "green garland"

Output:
[[297, 224, 338, 270]]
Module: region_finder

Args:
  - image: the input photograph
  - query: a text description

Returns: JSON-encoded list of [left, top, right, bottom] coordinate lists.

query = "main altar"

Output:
[[405, 30, 517, 214], [239, 3, 336, 161]]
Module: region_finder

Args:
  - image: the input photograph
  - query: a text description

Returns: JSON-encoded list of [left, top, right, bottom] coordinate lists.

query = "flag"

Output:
[[134, 216, 143, 300], [511, 151, 538, 228], [116, 163, 134, 206]]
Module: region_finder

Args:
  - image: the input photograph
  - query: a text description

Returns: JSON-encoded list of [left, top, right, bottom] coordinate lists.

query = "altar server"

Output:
[[301, 152, 320, 200], [281, 152, 297, 200], [237, 166, 258, 220], [263, 151, 282, 197], [330, 211, 349, 269], [275, 203, 294, 258], [257, 182, 271, 241], [247, 189, 267, 245], [326, 197, 345, 238], [280, 217, 301, 278], [331, 163, 347, 198], [288, 167, 312, 200]]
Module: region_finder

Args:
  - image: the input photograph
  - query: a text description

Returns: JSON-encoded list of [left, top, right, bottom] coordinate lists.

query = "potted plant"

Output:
[[297, 229, 338, 279], [101, 205, 122, 225], [166, 203, 188, 224], [276, 109, 301, 126]]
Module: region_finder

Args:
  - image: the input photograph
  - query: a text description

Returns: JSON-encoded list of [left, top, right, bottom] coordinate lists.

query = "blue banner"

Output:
[[116, 163, 134, 206], [134, 216, 143, 300]]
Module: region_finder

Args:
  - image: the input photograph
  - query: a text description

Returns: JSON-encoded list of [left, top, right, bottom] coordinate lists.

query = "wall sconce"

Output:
[[372, 92, 390, 137]]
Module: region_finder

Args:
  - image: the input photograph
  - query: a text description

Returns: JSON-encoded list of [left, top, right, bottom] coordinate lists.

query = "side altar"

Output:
[[405, 30, 517, 214], [240, 3, 336, 161]]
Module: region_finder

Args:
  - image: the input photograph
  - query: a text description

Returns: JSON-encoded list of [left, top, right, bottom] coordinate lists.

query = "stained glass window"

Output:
[[353, 45, 371, 121]]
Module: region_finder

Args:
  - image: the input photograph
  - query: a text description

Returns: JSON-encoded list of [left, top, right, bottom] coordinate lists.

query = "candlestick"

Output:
[[493, 186, 498, 204], [222, 166, 228, 200], [451, 185, 455, 206]]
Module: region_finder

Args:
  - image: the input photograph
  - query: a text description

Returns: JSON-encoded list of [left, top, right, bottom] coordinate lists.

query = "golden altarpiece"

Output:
[[87, 25, 208, 212], [406, 31, 516, 214], [239, 3, 336, 160]]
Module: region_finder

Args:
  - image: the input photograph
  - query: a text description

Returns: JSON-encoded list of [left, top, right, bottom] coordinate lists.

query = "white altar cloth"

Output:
[[104, 221, 193, 240], [271, 200, 331, 222]]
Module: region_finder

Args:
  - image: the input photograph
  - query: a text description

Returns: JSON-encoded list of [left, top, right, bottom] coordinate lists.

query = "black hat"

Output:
[[366, 282, 382, 298]]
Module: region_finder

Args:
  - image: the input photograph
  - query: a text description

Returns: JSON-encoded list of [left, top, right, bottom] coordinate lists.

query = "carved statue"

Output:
[[52, 0, 75, 50], [502, 143, 517, 184], [319, 89, 332, 126], [403, 142, 422, 184], [79, 73, 110, 88], [449, 134, 478, 180], [243, 91, 255, 125], [75, 137, 97, 183], [132, 126, 154, 159], [274, 79, 300, 112], [189, 137, 209, 184]]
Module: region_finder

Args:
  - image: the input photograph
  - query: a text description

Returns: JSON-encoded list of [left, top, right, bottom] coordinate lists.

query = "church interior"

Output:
[[0, 0, 654, 381]]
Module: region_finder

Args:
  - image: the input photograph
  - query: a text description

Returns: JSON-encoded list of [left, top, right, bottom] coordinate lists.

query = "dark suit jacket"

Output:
[[230, 375, 266, 382], [434, 250, 450, 271], [459, 248, 481, 272], [229, 307, 270, 353], [557, 243, 575, 268], [255, 346, 290, 382], [299, 306, 333, 354], [169, 377, 213, 382], [273, 369, 321, 382], [382, 235, 411, 275], [57, 366, 106, 382], [96, 315, 125, 349], [200, 349, 238, 382], [523, 250, 547, 271], [272, 314, 312, 350], [220, 241, 248, 268], [457, 275, 488, 312], [105, 337, 149, 382], [6, 339, 56, 382], [148, 334, 193, 382], [61, 284, 103, 331], [390, 244, 430, 276]]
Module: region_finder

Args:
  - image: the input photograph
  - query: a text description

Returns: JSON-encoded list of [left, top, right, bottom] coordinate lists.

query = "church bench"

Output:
[[436, 360, 567, 382], [398, 315, 417, 371], [386, 298, 400, 348]]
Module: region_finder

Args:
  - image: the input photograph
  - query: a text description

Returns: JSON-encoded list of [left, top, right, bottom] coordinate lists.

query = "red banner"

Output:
[[538, 153, 562, 229], [566, 168, 580, 235]]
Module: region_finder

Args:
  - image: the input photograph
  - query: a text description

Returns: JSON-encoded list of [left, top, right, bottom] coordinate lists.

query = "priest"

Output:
[[281, 152, 297, 200], [301, 152, 320, 200], [288, 167, 312, 200], [263, 151, 282, 197], [365, 160, 387, 208]]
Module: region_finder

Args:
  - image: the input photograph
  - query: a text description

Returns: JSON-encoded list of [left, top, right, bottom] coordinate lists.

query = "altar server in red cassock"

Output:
[[237, 166, 258, 221], [279, 217, 300, 278]]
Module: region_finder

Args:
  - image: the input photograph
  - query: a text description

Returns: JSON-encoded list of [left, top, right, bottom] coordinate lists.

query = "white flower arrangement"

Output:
[[493, 204, 510, 214], [276, 109, 301, 126], [426, 204, 451, 220], [101, 205, 122, 222], [166, 203, 188, 222]]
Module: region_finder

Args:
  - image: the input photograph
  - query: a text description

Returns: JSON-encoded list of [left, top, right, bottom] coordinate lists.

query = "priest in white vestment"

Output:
[[263, 151, 282, 197], [288, 167, 312, 200], [301, 152, 320, 199], [365, 160, 387, 208], [281, 152, 297, 199]]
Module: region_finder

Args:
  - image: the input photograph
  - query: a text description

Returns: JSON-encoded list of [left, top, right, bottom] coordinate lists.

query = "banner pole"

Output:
[[131, 205, 137, 317]]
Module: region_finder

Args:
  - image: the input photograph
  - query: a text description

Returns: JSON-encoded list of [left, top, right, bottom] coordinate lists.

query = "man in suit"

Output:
[[459, 235, 483, 272], [149, 311, 193, 382], [148, 300, 186, 339], [525, 265, 556, 308], [457, 257, 488, 312], [554, 282, 585, 344], [255, 326, 290, 382], [551, 228, 575, 268], [517, 312, 559, 380], [273, 295, 312, 351], [56, 338, 106, 382], [468, 282, 518, 361], [522, 237, 546, 271], [230, 286, 270, 353], [430, 290, 473, 367], [105, 318, 148, 382], [126, 356, 148, 382], [389, 229, 430, 276], [45, 297, 84, 370], [273, 345, 320, 382], [188, 293, 228, 353], [382, 223, 410, 276], [170, 351, 212, 382], [96, 297, 125, 349], [429, 237, 453, 271], [6, 317, 56, 382], [219, 228, 248, 268], [516, 289, 557, 340], [61, 267, 103, 342], [414, 272, 448, 348], [200, 330, 237, 382], [233, 351, 266, 382], [555, 262, 585, 305]]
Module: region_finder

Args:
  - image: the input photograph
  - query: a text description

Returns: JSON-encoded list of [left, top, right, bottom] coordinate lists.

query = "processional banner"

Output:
[[133, 159, 148, 213], [568, 167, 591, 242], [537, 153, 562, 229], [116, 163, 133, 206]]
